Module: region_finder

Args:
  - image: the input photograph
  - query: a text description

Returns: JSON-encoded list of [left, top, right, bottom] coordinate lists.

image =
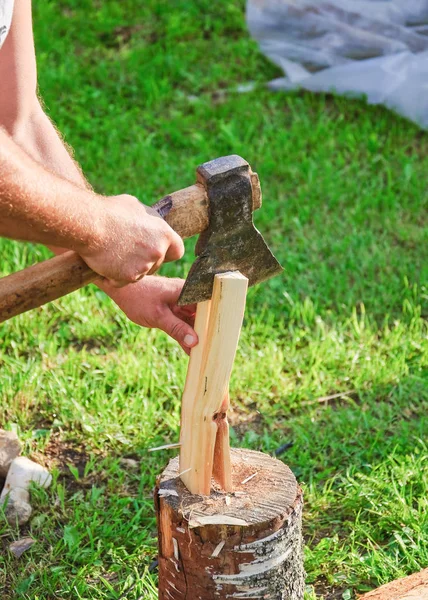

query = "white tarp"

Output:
[[247, 0, 428, 128]]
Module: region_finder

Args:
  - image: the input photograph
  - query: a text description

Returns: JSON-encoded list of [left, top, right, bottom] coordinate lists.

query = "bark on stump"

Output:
[[155, 448, 305, 600]]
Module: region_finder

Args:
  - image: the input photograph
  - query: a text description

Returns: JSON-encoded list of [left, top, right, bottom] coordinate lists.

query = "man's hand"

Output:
[[101, 276, 198, 354], [0, 135, 185, 285], [80, 194, 184, 287]]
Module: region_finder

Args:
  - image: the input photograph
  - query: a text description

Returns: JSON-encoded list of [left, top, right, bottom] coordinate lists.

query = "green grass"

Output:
[[1, 1, 427, 598]]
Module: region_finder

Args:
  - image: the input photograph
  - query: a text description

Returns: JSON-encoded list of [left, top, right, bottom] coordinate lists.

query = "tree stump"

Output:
[[155, 448, 305, 600]]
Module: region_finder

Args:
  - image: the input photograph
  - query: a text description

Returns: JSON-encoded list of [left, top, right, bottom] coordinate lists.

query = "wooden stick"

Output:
[[179, 272, 248, 495]]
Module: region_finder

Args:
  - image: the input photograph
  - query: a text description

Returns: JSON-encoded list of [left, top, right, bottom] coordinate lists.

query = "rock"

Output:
[[0, 456, 52, 499], [119, 457, 139, 470], [0, 457, 52, 526], [0, 430, 22, 477], [3, 488, 32, 526], [9, 536, 36, 558]]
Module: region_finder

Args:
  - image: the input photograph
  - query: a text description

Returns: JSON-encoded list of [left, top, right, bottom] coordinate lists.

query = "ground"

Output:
[[0, 1, 427, 598]]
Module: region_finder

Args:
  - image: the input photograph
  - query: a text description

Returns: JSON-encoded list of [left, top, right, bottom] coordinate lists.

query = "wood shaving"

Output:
[[211, 540, 225, 557], [172, 537, 179, 562], [189, 515, 248, 528], [241, 472, 258, 484], [177, 467, 192, 477], [158, 489, 179, 498], [148, 442, 181, 452]]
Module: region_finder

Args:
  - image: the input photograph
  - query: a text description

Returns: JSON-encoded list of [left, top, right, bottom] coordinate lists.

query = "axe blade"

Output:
[[178, 224, 283, 306]]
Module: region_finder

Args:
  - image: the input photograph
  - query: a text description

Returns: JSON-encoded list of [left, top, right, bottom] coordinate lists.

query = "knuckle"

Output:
[[123, 266, 144, 283], [169, 240, 184, 261], [151, 247, 164, 262], [108, 279, 127, 289], [123, 193, 139, 204], [175, 243, 185, 259], [169, 321, 185, 339]]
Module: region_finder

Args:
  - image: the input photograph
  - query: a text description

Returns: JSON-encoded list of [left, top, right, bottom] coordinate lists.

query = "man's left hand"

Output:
[[101, 276, 198, 355]]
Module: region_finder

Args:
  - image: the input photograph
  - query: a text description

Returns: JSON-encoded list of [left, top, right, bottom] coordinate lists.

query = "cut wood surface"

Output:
[[179, 271, 248, 495], [156, 448, 305, 600], [359, 568, 428, 600]]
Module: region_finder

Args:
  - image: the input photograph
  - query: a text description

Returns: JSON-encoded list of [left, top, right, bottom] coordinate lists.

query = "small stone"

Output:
[[9, 536, 36, 558], [3, 488, 32, 526], [0, 457, 52, 499], [119, 458, 139, 470], [0, 430, 22, 478]]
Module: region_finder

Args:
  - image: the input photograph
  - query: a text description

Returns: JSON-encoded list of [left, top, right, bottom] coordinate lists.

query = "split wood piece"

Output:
[[156, 448, 305, 600], [179, 271, 248, 495], [359, 568, 428, 600]]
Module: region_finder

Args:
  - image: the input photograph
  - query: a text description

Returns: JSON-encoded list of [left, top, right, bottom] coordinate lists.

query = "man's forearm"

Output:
[[5, 99, 94, 254], [6, 104, 124, 290], [9, 99, 91, 191], [0, 126, 105, 251]]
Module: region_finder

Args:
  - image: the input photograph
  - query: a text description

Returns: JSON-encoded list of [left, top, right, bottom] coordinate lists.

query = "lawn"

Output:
[[0, 1, 427, 598]]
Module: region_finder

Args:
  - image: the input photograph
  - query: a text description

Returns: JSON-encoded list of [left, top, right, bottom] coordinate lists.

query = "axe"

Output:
[[0, 155, 282, 322]]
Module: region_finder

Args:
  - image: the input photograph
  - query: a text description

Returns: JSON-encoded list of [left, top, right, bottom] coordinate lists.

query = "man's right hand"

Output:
[[79, 194, 185, 287], [0, 128, 184, 286]]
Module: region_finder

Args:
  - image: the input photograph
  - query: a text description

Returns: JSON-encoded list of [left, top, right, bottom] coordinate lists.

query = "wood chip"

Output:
[[211, 540, 225, 558], [241, 472, 258, 484], [301, 390, 356, 406], [172, 537, 179, 561], [177, 467, 192, 477], [158, 489, 179, 498], [148, 443, 181, 452], [9, 537, 35, 558], [188, 515, 248, 528]]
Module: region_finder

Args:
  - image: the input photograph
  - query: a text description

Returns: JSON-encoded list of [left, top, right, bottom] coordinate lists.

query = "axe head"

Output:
[[178, 155, 283, 306]]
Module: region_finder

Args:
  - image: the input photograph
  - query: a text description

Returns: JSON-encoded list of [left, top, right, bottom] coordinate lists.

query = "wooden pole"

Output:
[[179, 271, 248, 495], [156, 448, 305, 600]]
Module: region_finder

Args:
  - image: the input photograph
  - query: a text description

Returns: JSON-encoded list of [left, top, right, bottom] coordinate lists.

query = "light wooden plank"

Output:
[[179, 272, 248, 495]]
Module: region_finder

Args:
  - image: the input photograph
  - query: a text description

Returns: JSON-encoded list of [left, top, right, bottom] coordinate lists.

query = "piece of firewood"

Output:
[[359, 568, 428, 599], [156, 448, 305, 600], [179, 271, 248, 495]]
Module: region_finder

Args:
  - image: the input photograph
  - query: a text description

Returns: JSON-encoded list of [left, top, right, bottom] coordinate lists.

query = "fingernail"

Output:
[[184, 334, 195, 346]]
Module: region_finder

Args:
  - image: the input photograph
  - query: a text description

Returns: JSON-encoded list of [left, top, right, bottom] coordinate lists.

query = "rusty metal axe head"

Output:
[[178, 155, 283, 305]]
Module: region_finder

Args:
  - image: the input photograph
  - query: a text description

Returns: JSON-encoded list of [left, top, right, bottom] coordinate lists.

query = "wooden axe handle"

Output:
[[0, 183, 209, 323], [0, 252, 97, 323]]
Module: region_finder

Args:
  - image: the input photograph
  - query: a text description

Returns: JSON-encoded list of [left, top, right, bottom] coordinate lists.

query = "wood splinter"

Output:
[[179, 271, 248, 495]]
